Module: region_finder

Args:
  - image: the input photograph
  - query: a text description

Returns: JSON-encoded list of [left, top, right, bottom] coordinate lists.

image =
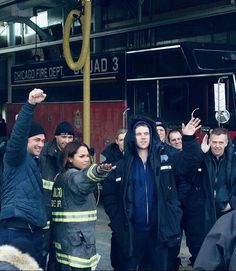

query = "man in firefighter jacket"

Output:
[[102, 116, 202, 271], [51, 141, 115, 270], [40, 121, 74, 270]]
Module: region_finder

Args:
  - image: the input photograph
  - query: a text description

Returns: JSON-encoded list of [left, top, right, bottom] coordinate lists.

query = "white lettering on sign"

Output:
[[74, 56, 118, 75], [14, 69, 35, 81], [14, 66, 64, 82], [13, 55, 120, 83], [49, 66, 63, 78], [112, 57, 118, 71], [101, 58, 108, 72], [36, 68, 48, 78]]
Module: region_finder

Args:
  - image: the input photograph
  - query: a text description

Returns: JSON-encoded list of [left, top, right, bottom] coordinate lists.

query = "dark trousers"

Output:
[[0, 227, 44, 267], [124, 230, 168, 271], [110, 233, 125, 271], [42, 229, 58, 271], [167, 238, 201, 270], [167, 193, 206, 270]]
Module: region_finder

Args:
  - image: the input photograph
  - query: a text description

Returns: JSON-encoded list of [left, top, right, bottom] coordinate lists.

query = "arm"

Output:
[[172, 118, 203, 175], [5, 89, 46, 166], [69, 163, 116, 196]]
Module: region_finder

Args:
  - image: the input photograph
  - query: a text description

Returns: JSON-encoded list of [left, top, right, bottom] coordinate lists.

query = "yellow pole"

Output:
[[83, 39, 90, 146], [63, 0, 91, 146]]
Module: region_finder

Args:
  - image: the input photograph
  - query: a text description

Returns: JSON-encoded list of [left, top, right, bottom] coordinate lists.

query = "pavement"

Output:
[[95, 202, 193, 271]]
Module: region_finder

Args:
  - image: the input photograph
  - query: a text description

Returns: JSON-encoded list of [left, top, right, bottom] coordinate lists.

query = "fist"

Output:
[[28, 88, 46, 105]]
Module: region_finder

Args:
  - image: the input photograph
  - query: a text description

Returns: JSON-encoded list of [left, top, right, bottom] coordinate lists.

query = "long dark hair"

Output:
[[61, 141, 91, 169]]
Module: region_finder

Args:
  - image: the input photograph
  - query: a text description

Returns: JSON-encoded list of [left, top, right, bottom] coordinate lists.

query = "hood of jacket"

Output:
[[124, 116, 161, 157], [0, 245, 42, 271]]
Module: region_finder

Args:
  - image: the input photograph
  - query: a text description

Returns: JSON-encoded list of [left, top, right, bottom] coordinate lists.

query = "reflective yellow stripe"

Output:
[[43, 221, 51, 230], [52, 210, 97, 222], [87, 164, 103, 182], [43, 179, 54, 190], [56, 252, 98, 268]]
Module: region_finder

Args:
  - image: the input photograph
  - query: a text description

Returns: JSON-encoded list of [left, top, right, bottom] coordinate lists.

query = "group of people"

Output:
[[0, 89, 114, 271], [0, 88, 236, 271], [102, 118, 236, 270]]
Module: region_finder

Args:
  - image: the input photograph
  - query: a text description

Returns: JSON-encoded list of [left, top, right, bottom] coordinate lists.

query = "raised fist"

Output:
[[28, 89, 46, 105]]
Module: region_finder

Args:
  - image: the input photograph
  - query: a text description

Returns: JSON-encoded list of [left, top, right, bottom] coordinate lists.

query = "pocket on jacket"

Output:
[[68, 230, 95, 247]]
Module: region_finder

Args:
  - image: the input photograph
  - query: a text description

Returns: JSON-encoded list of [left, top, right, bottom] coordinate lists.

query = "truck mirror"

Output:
[[214, 79, 230, 124]]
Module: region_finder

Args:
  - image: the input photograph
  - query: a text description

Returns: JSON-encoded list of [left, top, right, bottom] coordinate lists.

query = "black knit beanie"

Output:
[[55, 121, 74, 136], [28, 122, 45, 138], [155, 117, 167, 132]]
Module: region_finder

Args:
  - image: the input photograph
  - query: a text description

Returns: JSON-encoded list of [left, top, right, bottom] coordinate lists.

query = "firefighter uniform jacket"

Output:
[[51, 164, 109, 269]]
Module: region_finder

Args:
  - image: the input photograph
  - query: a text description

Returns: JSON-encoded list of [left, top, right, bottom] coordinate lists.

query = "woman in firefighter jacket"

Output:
[[51, 141, 115, 271]]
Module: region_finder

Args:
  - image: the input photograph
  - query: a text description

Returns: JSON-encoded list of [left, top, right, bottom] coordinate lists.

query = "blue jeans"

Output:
[[0, 227, 44, 267]]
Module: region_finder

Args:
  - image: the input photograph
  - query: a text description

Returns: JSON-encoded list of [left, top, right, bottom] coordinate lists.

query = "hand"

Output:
[[222, 203, 231, 212], [201, 134, 210, 153], [97, 163, 116, 173], [28, 89, 46, 105], [182, 117, 201, 136]]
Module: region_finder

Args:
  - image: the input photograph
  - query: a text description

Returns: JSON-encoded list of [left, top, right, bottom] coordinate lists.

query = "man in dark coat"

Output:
[[40, 121, 74, 270], [186, 127, 236, 267], [200, 128, 236, 217], [166, 128, 208, 269], [0, 89, 47, 266], [101, 128, 127, 165], [102, 116, 201, 271], [101, 128, 127, 271]]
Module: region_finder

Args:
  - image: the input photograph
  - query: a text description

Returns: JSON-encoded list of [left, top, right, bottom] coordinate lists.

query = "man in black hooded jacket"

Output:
[[102, 116, 201, 271]]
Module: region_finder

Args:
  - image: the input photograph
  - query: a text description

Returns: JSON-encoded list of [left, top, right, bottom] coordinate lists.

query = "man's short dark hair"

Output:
[[210, 127, 229, 137], [167, 128, 182, 142]]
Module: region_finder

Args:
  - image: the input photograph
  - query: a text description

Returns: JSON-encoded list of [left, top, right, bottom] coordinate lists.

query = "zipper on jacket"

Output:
[[213, 157, 223, 198], [143, 162, 149, 225]]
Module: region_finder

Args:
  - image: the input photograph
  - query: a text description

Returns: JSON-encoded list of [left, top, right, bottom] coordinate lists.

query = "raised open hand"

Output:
[[182, 117, 201, 136], [201, 134, 210, 153]]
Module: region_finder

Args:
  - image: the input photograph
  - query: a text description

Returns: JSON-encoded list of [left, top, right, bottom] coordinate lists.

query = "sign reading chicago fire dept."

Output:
[[11, 53, 123, 84]]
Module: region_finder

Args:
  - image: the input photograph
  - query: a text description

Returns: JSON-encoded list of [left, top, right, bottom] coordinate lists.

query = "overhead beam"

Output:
[[1, 3, 236, 55]]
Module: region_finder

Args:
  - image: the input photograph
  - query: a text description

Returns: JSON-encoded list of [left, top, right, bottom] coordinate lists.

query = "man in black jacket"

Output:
[[40, 121, 74, 270], [186, 127, 236, 267], [101, 128, 127, 271], [101, 128, 127, 164], [102, 116, 201, 271], [167, 128, 204, 269]]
